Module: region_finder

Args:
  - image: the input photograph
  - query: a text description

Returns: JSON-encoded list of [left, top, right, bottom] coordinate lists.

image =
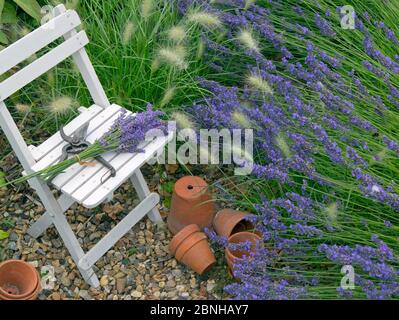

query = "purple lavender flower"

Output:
[[100, 105, 167, 154]]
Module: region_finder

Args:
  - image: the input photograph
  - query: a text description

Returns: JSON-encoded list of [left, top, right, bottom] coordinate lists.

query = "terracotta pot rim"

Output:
[[0, 260, 40, 299], [225, 232, 261, 262], [0, 278, 41, 300], [213, 209, 253, 238], [175, 232, 208, 261], [169, 224, 201, 255]]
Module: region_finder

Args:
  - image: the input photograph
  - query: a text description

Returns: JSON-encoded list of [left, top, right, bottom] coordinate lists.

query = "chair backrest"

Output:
[[0, 4, 110, 174]]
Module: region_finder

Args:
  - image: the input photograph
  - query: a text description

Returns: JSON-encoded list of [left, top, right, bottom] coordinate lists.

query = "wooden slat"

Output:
[[0, 10, 81, 76], [31, 105, 103, 161], [30, 104, 121, 173], [80, 132, 173, 208], [0, 31, 89, 101], [53, 108, 127, 190], [67, 139, 153, 202]]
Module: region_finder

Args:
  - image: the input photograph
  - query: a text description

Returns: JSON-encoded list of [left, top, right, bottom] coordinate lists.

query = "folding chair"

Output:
[[0, 4, 172, 287]]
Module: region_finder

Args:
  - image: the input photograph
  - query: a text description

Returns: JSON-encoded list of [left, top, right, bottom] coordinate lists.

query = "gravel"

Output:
[[0, 171, 221, 300]]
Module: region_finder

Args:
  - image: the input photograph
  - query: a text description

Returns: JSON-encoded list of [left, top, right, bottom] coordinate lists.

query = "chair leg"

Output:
[[29, 179, 100, 287], [78, 193, 160, 271], [130, 169, 164, 225], [28, 194, 75, 239], [28, 212, 52, 239]]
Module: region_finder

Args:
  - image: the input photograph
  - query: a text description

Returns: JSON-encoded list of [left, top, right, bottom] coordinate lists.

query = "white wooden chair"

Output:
[[0, 4, 172, 287]]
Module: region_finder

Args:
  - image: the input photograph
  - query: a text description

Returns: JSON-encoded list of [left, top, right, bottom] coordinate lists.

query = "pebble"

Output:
[[79, 290, 91, 300], [172, 269, 182, 278], [100, 275, 109, 287], [131, 290, 142, 298], [0, 180, 220, 301], [116, 277, 127, 294], [61, 276, 71, 287], [207, 281, 216, 293], [166, 280, 176, 288]]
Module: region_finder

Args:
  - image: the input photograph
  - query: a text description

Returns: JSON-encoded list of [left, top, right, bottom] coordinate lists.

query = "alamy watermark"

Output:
[[145, 122, 254, 176], [340, 5, 356, 30], [340, 265, 355, 290]]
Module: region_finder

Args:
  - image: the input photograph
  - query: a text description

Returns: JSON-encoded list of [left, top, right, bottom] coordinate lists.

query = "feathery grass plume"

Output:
[[197, 39, 205, 60], [244, 0, 256, 10], [324, 202, 339, 224], [48, 97, 74, 115], [232, 111, 252, 128], [168, 26, 186, 43], [66, 0, 80, 10], [160, 86, 177, 108], [141, 0, 154, 20], [246, 74, 273, 95], [276, 132, 292, 158], [19, 27, 30, 38], [172, 111, 195, 129], [187, 11, 222, 28], [15, 104, 31, 114], [27, 53, 38, 64], [157, 46, 188, 70], [371, 148, 389, 166], [237, 29, 259, 52], [47, 71, 55, 88], [122, 21, 136, 45], [151, 58, 161, 74]]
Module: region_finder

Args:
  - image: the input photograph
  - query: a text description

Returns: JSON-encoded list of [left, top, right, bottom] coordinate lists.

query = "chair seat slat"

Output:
[[67, 140, 152, 202], [29, 104, 121, 173], [81, 133, 173, 208], [31, 105, 103, 161], [53, 107, 127, 191]]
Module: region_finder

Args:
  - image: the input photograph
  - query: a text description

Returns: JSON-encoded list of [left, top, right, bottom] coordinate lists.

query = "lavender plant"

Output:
[[177, 0, 399, 299]]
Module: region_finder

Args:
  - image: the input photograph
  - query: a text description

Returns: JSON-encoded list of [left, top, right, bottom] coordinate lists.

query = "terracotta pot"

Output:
[[225, 232, 261, 277], [0, 260, 41, 300], [0, 281, 41, 301], [168, 176, 216, 235], [213, 209, 255, 238], [169, 224, 200, 256], [169, 224, 216, 275]]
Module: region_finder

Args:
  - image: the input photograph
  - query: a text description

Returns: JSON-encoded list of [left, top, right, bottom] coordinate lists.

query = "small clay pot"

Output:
[[213, 209, 255, 238], [0, 281, 41, 301], [0, 260, 41, 300], [169, 224, 216, 275], [168, 176, 216, 235], [225, 232, 261, 277], [169, 224, 201, 256]]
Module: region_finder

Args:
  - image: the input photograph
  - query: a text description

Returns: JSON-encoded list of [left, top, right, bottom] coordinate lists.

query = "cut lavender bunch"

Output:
[[0, 105, 167, 187]]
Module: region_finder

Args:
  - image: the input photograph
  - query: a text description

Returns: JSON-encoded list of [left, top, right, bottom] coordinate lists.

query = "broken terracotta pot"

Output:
[[0, 260, 41, 300], [168, 176, 216, 235], [169, 224, 216, 275], [213, 209, 255, 238], [225, 232, 261, 278]]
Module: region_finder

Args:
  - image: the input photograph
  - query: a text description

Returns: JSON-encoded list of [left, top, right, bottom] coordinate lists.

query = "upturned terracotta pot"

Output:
[[168, 176, 216, 235], [225, 232, 261, 277], [0, 260, 41, 300], [213, 209, 255, 238], [169, 224, 216, 275]]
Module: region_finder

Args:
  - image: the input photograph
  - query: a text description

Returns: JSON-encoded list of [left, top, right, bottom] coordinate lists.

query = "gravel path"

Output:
[[0, 167, 223, 300]]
